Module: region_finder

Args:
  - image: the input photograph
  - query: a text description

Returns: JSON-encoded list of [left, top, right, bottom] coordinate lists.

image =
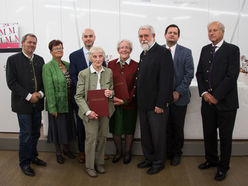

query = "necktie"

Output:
[[211, 46, 217, 59], [30, 58, 37, 92], [208, 46, 217, 91], [120, 60, 125, 69], [89, 61, 92, 66], [168, 48, 171, 52]]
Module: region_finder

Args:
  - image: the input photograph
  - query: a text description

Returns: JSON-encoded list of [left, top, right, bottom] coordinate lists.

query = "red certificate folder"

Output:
[[87, 89, 109, 117], [113, 76, 129, 100]]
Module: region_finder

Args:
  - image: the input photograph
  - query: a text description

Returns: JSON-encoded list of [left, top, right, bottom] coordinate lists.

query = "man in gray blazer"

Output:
[[163, 24, 194, 166]]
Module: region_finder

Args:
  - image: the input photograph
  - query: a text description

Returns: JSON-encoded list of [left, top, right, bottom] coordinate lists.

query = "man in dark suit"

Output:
[[196, 21, 240, 181], [6, 33, 47, 176], [69, 28, 96, 163], [163, 24, 194, 166], [136, 25, 174, 174]]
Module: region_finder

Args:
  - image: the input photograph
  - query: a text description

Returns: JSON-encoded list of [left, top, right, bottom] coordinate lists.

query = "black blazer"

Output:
[[196, 41, 240, 111], [136, 42, 174, 110], [6, 52, 45, 114]]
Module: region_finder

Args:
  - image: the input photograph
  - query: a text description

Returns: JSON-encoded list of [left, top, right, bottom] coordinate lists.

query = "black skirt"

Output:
[[47, 109, 75, 144]]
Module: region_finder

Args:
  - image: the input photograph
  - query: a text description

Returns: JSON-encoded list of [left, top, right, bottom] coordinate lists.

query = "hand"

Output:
[[208, 95, 218, 105], [203, 93, 212, 103], [104, 89, 113, 98], [33, 92, 42, 99], [203, 93, 218, 105], [173, 91, 180, 103], [88, 111, 98, 120], [30, 93, 39, 103], [113, 97, 124, 106], [51, 112, 58, 118], [154, 106, 164, 114]]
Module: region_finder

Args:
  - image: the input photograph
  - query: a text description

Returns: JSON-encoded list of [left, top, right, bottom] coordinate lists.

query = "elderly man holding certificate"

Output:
[[75, 46, 115, 177]]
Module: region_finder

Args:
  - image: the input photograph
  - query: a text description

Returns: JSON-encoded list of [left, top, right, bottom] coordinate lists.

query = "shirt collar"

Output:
[[117, 57, 131, 65], [147, 41, 155, 51], [83, 47, 89, 55], [90, 65, 105, 73], [212, 39, 224, 49], [166, 43, 177, 53], [22, 50, 34, 61]]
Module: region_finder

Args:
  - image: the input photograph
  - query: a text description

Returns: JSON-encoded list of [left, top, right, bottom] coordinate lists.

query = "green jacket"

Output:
[[42, 59, 70, 113], [75, 66, 115, 122]]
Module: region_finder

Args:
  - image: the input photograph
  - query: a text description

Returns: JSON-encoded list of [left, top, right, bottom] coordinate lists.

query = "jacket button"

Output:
[[206, 70, 209, 73]]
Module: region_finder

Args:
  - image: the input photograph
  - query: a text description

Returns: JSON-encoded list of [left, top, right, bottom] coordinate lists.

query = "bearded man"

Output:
[[136, 25, 174, 174]]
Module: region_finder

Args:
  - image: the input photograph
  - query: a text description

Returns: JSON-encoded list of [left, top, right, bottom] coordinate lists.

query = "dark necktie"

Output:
[[211, 46, 217, 59], [89, 61, 92, 66], [208, 46, 217, 91]]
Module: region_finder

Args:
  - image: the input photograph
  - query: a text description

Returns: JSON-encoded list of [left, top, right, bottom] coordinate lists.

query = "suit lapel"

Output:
[[174, 45, 180, 66]]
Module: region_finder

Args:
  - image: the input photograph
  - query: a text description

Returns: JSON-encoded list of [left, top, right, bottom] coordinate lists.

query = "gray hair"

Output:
[[138, 25, 155, 35], [208, 21, 225, 31], [88, 46, 105, 61], [22, 33, 37, 42], [117, 39, 133, 53]]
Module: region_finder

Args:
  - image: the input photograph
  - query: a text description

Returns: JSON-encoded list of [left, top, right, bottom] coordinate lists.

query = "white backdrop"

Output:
[[0, 0, 247, 139]]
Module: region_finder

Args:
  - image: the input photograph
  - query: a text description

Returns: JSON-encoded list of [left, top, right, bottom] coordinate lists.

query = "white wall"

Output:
[[0, 0, 248, 137]]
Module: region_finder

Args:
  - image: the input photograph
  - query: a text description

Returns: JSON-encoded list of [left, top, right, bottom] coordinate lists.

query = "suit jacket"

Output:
[[6, 52, 44, 114], [74, 66, 115, 122], [163, 44, 194, 106], [136, 42, 174, 110], [69, 47, 89, 88], [196, 41, 240, 111], [42, 59, 70, 113]]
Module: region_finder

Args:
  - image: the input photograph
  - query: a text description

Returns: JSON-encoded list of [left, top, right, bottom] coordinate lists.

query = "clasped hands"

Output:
[[88, 89, 113, 120], [203, 93, 218, 105], [30, 92, 42, 103]]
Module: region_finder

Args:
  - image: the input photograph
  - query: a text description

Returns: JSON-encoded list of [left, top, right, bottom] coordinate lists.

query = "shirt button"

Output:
[[205, 80, 208, 82], [209, 60, 211, 63], [206, 70, 209, 73]]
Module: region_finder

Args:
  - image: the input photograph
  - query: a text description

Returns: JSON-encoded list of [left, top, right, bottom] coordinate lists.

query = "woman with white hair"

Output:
[[75, 46, 115, 177], [108, 40, 138, 164]]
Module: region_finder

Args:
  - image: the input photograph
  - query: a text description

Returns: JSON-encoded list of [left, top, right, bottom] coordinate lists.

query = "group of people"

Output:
[[6, 21, 240, 182]]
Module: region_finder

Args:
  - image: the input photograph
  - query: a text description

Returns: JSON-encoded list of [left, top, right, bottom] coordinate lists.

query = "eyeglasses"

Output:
[[52, 47, 63, 51]]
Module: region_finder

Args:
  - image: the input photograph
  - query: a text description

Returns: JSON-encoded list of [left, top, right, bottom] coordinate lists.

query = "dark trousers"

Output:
[[17, 108, 41, 168], [201, 101, 237, 171], [139, 108, 168, 167], [74, 104, 85, 152], [167, 104, 187, 157]]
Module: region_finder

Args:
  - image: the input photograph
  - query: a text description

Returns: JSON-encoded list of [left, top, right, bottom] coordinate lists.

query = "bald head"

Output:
[[82, 28, 96, 50]]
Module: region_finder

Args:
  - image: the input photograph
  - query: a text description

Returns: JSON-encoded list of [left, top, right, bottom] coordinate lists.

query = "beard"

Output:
[[140, 40, 154, 51]]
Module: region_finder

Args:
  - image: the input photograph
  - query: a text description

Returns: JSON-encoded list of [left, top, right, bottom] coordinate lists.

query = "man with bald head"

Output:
[[196, 21, 240, 181], [69, 28, 98, 163]]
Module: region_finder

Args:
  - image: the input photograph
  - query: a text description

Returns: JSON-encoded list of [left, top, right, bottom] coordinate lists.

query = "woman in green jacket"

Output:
[[43, 40, 75, 164]]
